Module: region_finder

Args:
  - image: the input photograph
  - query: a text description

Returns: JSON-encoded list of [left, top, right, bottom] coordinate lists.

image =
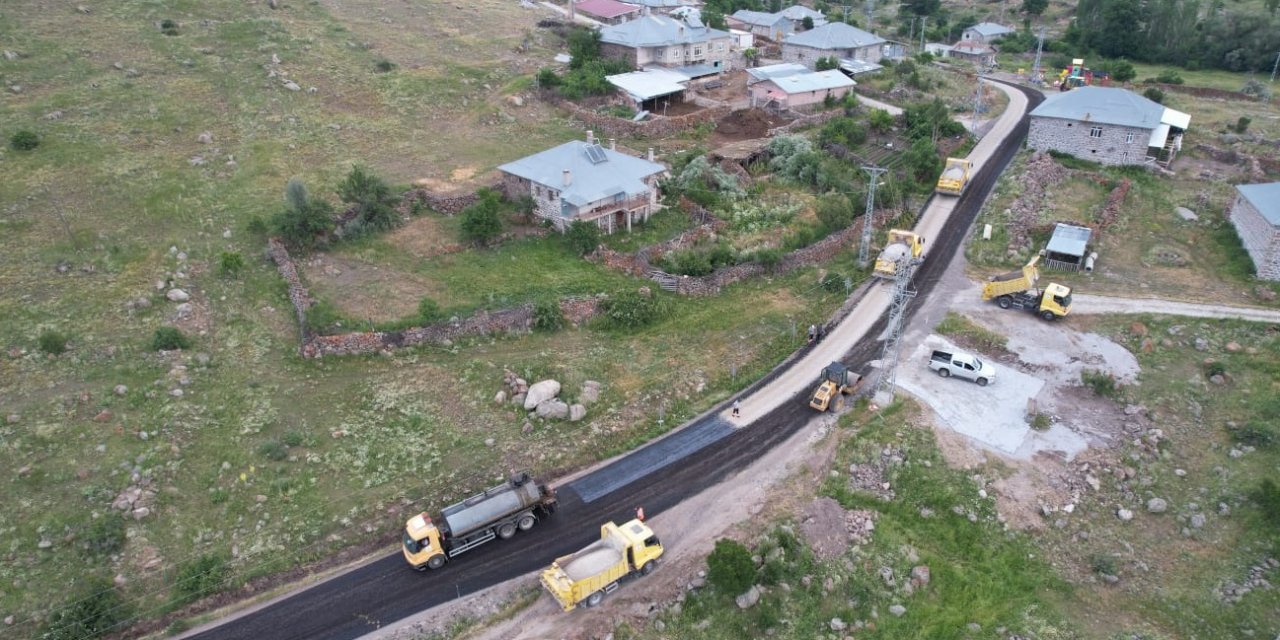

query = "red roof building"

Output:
[[574, 0, 641, 24]]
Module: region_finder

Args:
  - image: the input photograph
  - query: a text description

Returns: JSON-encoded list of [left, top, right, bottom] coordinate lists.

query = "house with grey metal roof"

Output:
[[1027, 86, 1191, 167], [745, 62, 809, 84], [727, 10, 790, 39], [962, 22, 1015, 44], [777, 5, 828, 31], [748, 69, 854, 109], [1228, 182, 1280, 280], [781, 22, 888, 67], [1044, 223, 1093, 271], [497, 133, 668, 234], [599, 14, 734, 71]]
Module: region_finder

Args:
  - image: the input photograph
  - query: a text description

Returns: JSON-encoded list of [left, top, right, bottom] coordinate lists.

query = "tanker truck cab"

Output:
[[403, 513, 447, 570]]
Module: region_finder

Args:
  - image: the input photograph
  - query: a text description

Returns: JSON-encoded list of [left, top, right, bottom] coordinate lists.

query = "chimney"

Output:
[[562, 169, 572, 186], [647, 147, 655, 162], [642, 5, 651, 17], [609, 138, 616, 150], [586, 129, 594, 144]]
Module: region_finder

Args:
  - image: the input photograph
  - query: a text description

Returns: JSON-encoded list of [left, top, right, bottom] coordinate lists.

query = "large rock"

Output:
[[580, 380, 601, 404], [734, 585, 760, 609], [166, 288, 190, 302], [523, 379, 561, 410], [535, 399, 569, 420], [1146, 498, 1168, 513], [910, 565, 931, 587], [569, 404, 586, 422]]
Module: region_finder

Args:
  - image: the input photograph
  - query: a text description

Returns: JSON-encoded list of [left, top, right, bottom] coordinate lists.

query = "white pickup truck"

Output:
[[929, 349, 996, 387]]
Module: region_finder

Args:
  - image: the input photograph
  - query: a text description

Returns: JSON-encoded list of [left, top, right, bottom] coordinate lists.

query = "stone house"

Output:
[[781, 22, 888, 67], [947, 41, 996, 67], [1026, 86, 1190, 167], [777, 5, 828, 32], [961, 22, 1015, 44], [748, 69, 854, 109], [599, 14, 735, 72], [497, 133, 668, 234], [1228, 182, 1280, 281], [572, 0, 641, 25], [727, 10, 791, 40]]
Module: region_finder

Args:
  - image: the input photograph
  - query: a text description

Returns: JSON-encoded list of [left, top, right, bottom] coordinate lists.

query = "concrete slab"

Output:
[[894, 335, 1039, 455]]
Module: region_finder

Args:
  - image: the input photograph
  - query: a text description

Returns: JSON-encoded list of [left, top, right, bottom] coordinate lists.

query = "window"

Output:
[[694, 47, 703, 56], [1089, 127, 1103, 138], [1125, 132, 1135, 144]]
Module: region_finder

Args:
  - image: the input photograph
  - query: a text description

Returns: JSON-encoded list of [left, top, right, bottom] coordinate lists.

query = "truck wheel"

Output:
[[585, 591, 604, 608], [976, 377, 989, 387], [427, 555, 446, 570], [832, 395, 844, 412], [640, 561, 656, 576], [937, 368, 951, 378], [497, 523, 517, 539], [997, 296, 1012, 310], [517, 514, 536, 531], [1040, 310, 1057, 321]]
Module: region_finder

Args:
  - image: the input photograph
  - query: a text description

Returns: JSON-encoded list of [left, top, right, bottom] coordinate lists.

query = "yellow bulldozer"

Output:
[[809, 362, 864, 412]]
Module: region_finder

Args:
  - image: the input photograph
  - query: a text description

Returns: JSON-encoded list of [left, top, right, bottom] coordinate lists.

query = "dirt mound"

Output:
[[715, 108, 787, 138]]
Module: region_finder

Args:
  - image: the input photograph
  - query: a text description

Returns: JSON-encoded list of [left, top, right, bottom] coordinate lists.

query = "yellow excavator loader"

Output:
[[809, 362, 864, 412]]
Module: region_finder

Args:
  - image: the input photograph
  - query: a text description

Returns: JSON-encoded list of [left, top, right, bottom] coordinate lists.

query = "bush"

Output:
[[84, 515, 127, 556], [150, 327, 192, 351], [895, 59, 917, 76], [246, 215, 269, 237], [272, 179, 336, 251], [218, 251, 245, 276], [257, 439, 288, 461], [10, 129, 39, 151], [1251, 479, 1280, 528], [707, 538, 755, 595], [338, 165, 401, 237], [374, 58, 397, 73], [599, 290, 669, 331], [1031, 413, 1052, 431], [1154, 70, 1184, 84], [417, 298, 443, 324], [41, 578, 130, 640], [160, 19, 179, 35], [282, 431, 305, 447], [565, 219, 601, 256], [173, 554, 229, 605], [532, 300, 565, 332], [304, 299, 344, 334], [1081, 369, 1119, 398], [1142, 87, 1165, 104], [38, 329, 69, 355], [1089, 553, 1118, 575], [1232, 422, 1275, 448], [1233, 116, 1251, 134], [820, 271, 848, 293], [751, 248, 783, 269], [460, 189, 504, 246], [535, 67, 560, 88]]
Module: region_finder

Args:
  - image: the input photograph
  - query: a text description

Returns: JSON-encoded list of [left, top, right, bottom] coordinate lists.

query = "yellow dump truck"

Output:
[[540, 519, 664, 611], [873, 229, 925, 279], [935, 158, 971, 196], [981, 255, 1073, 321], [402, 471, 557, 570]]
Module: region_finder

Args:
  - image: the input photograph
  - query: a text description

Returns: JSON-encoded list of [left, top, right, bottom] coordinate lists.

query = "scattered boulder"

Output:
[[1117, 508, 1134, 521], [910, 565, 930, 587], [197, 131, 213, 144], [569, 404, 586, 422], [113, 384, 128, 396], [283, 81, 301, 91], [580, 380, 601, 404], [889, 604, 907, 617], [535, 399, 569, 420], [1146, 498, 1168, 514], [94, 409, 113, 422], [511, 393, 526, 407], [166, 288, 190, 302], [1175, 206, 1198, 221], [829, 618, 847, 632], [734, 585, 760, 609], [1190, 513, 1206, 528], [523, 379, 561, 410], [494, 390, 506, 404]]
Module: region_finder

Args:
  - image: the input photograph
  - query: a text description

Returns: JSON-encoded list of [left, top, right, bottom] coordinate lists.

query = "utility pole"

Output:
[[908, 16, 915, 46], [864, 0, 874, 30], [971, 72, 984, 134], [857, 166, 888, 268], [1030, 27, 1046, 85], [1271, 51, 1280, 84], [842, 5, 850, 23], [919, 17, 927, 52], [873, 256, 922, 403]]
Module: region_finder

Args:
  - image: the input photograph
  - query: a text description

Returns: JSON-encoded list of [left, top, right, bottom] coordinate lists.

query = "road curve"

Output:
[[184, 82, 1044, 640]]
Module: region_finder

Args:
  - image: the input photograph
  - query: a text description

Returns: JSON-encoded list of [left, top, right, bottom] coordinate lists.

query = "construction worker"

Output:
[[732, 399, 741, 417], [807, 324, 816, 343], [635, 506, 645, 522]]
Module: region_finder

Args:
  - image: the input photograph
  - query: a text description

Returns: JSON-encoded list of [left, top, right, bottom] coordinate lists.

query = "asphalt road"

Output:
[[187, 82, 1044, 640]]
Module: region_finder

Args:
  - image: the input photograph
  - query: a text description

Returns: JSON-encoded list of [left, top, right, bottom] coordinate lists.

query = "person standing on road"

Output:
[[732, 399, 741, 417], [807, 324, 816, 343]]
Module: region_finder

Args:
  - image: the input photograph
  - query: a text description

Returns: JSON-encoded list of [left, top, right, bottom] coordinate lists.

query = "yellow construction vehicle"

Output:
[[540, 519, 664, 611], [981, 255, 1073, 321], [809, 361, 864, 412], [873, 229, 925, 279], [935, 158, 971, 196]]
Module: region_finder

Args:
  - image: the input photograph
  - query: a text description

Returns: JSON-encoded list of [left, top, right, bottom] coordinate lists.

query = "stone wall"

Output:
[[399, 187, 486, 216], [1229, 194, 1280, 281], [267, 238, 312, 338], [768, 108, 843, 136], [1028, 117, 1153, 166], [559, 100, 733, 140]]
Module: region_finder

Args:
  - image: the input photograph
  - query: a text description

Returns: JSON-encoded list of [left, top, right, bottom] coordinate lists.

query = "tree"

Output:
[[815, 55, 840, 71], [868, 108, 896, 135], [802, 15, 815, 29], [1100, 59, 1135, 82], [704, 9, 728, 29], [1093, 0, 1142, 58], [1021, 0, 1048, 15], [901, 0, 940, 16], [565, 219, 601, 256], [905, 137, 942, 184], [815, 193, 860, 230], [819, 117, 867, 147], [460, 189, 503, 246], [338, 164, 400, 237], [272, 178, 335, 250], [567, 27, 601, 69], [41, 579, 130, 640]]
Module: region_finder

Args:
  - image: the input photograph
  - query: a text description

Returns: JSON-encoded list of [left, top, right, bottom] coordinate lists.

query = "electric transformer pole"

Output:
[[1030, 27, 1046, 85], [874, 256, 922, 402], [857, 166, 888, 268], [971, 72, 984, 134]]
